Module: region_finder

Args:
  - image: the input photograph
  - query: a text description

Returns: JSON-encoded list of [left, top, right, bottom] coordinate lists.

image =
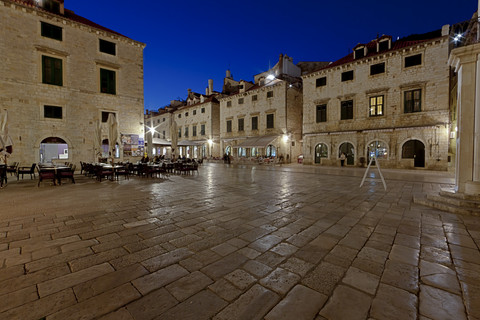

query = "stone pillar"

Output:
[[449, 43, 480, 194]]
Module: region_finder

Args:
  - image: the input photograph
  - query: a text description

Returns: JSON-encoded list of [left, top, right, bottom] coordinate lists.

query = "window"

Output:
[[252, 116, 258, 130], [316, 77, 327, 87], [44, 105, 62, 119], [404, 89, 421, 113], [266, 114, 274, 129], [267, 91, 273, 98], [184, 127, 189, 137], [369, 95, 384, 116], [100, 68, 116, 94], [379, 40, 390, 51], [178, 128, 181, 138], [193, 110, 196, 115], [201, 108, 205, 113], [42, 55, 62, 86], [226, 120, 232, 133], [178, 114, 181, 118], [370, 62, 385, 75], [101, 111, 116, 123], [405, 54, 422, 68], [354, 47, 365, 59], [200, 124, 205, 135], [43, 0, 60, 14], [185, 112, 188, 117], [193, 125, 197, 136], [238, 98, 244, 104], [341, 71, 354, 82], [316, 105, 327, 123], [41, 22, 62, 41], [99, 39, 116, 56], [252, 95, 258, 101], [163, 118, 165, 122], [341, 100, 353, 120], [162, 131, 165, 139], [238, 118, 244, 132], [227, 101, 232, 107]]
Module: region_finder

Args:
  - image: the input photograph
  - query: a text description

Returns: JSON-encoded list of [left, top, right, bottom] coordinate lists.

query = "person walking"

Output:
[[340, 153, 346, 167]]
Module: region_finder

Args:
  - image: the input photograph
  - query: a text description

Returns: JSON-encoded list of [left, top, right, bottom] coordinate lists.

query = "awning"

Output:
[[178, 140, 205, 146], [152, 138, 171, 146], [236, 135, 278, 148]]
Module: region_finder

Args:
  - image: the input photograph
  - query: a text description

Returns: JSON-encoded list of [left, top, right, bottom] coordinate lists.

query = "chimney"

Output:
[[188, 88, 192, 96], [226, 69, 231, 78], [441, 24, 450, 37], [208, 79, 213, 95], [206, 87, 209, 95]]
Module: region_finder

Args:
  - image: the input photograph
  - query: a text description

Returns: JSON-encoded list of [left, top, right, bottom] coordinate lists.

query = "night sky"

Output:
[[67, 1, 477, 111]]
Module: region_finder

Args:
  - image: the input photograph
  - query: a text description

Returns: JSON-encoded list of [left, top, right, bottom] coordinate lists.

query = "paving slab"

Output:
[[0, 163, 474, 319]]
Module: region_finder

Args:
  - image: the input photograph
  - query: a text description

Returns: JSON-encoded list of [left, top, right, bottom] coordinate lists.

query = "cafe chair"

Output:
[[57, 165, 76, 185], [6, 162, 18, 176], [95, 165, 113, 182], [37, 165, 56, 187], [115, 166, 129, 180], [17, 163, 36, 180]]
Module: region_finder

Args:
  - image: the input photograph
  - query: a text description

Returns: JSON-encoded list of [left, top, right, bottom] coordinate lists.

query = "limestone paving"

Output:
[[0, 162, 478, 319]]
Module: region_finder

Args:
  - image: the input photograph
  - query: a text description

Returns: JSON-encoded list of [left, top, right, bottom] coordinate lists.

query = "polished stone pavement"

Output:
[[0, 162, 478, 320]]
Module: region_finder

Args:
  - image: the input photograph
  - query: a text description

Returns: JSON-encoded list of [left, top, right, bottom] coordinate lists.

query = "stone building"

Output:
[[172, 81, 222, 159], [219, 54, 304, 162], [302, 26, 451, 170], [144, 102, 180, 158], [0, 0, 145, 167]]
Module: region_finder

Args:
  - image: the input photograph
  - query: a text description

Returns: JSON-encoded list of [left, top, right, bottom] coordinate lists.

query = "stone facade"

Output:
[[219, 55, 304, 162], [0, 0, 145, 167], [172, 93, 221, 159], [302, 26, 451, 170]]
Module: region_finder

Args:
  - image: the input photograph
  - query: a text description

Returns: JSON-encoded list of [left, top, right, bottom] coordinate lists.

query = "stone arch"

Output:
[[314, 142, 329, 164], [338, 141, 355, 165]]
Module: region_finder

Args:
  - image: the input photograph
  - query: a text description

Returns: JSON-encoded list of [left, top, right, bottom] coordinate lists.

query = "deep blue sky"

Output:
[[67, 1, 477, 111]]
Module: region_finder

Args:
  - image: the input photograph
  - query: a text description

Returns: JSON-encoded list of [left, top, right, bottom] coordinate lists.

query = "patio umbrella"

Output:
[[107, 113, 120, 164], [0, 109, 13, 165], [93, 119, 102, 161], [170, 120, 178, 159]]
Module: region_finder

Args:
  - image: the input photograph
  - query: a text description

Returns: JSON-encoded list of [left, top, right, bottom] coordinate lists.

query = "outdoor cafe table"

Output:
[[38, 165, 71, 185]]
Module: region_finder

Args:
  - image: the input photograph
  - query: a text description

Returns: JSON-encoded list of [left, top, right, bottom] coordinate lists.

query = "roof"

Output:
[[310, 29, 444, 74], [9, 0, 136, 41]]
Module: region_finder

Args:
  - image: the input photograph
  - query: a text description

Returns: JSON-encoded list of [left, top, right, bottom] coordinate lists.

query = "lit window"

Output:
[[369, 95, 384, 116]]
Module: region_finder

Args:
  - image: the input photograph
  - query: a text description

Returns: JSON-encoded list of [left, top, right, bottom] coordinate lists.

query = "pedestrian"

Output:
[[340, 153, 346, 167]]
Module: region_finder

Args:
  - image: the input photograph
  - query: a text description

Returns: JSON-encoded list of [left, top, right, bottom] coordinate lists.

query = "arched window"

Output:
[[314, 143, 328, 164], [367, 140, 388, 163], [339, 142, 355, 165], [39, 137, 68, 163]]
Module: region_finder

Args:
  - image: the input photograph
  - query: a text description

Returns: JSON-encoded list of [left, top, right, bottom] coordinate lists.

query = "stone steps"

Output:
[[413, 192, 480, 216]]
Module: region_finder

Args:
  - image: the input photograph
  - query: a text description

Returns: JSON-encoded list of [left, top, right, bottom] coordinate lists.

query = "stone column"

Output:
[[449, 43, 480, 194]]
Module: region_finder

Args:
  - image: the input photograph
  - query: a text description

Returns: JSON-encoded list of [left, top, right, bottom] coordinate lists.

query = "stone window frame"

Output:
[[41, 54, 64, 86], [340, 100, 354, 120], [368, 95, 385, 117], [316, 76, 327, 87], [99, 67, 117, 95], [403, 52, 424, 69], [41, 104, 65, 122], [266, 113, 275, 129], [316, 104, 327, 123], [226, 119, 233, 133], [40, 21, 63, 41], [252, 95, 258, 102], [370, 62, 386, 76], [99, 39, 116, 56], [238, 98, 244, 105], [267, 91, 274, 99], [341, 70, 354, 82], [227, 101, 232, 107], [251, 115, 259, 131], [238, 118, 244, 132]]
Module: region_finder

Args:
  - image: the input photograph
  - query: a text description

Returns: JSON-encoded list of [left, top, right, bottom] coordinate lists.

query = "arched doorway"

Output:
[[367, 140, 388, 165], [339, 142, 355, 165], [402, 139, 425, 167], [314, 143, 328, 164], [40, 137, 68, 163], [225, 146, 231, 155], [266, 145, 276, 157]]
